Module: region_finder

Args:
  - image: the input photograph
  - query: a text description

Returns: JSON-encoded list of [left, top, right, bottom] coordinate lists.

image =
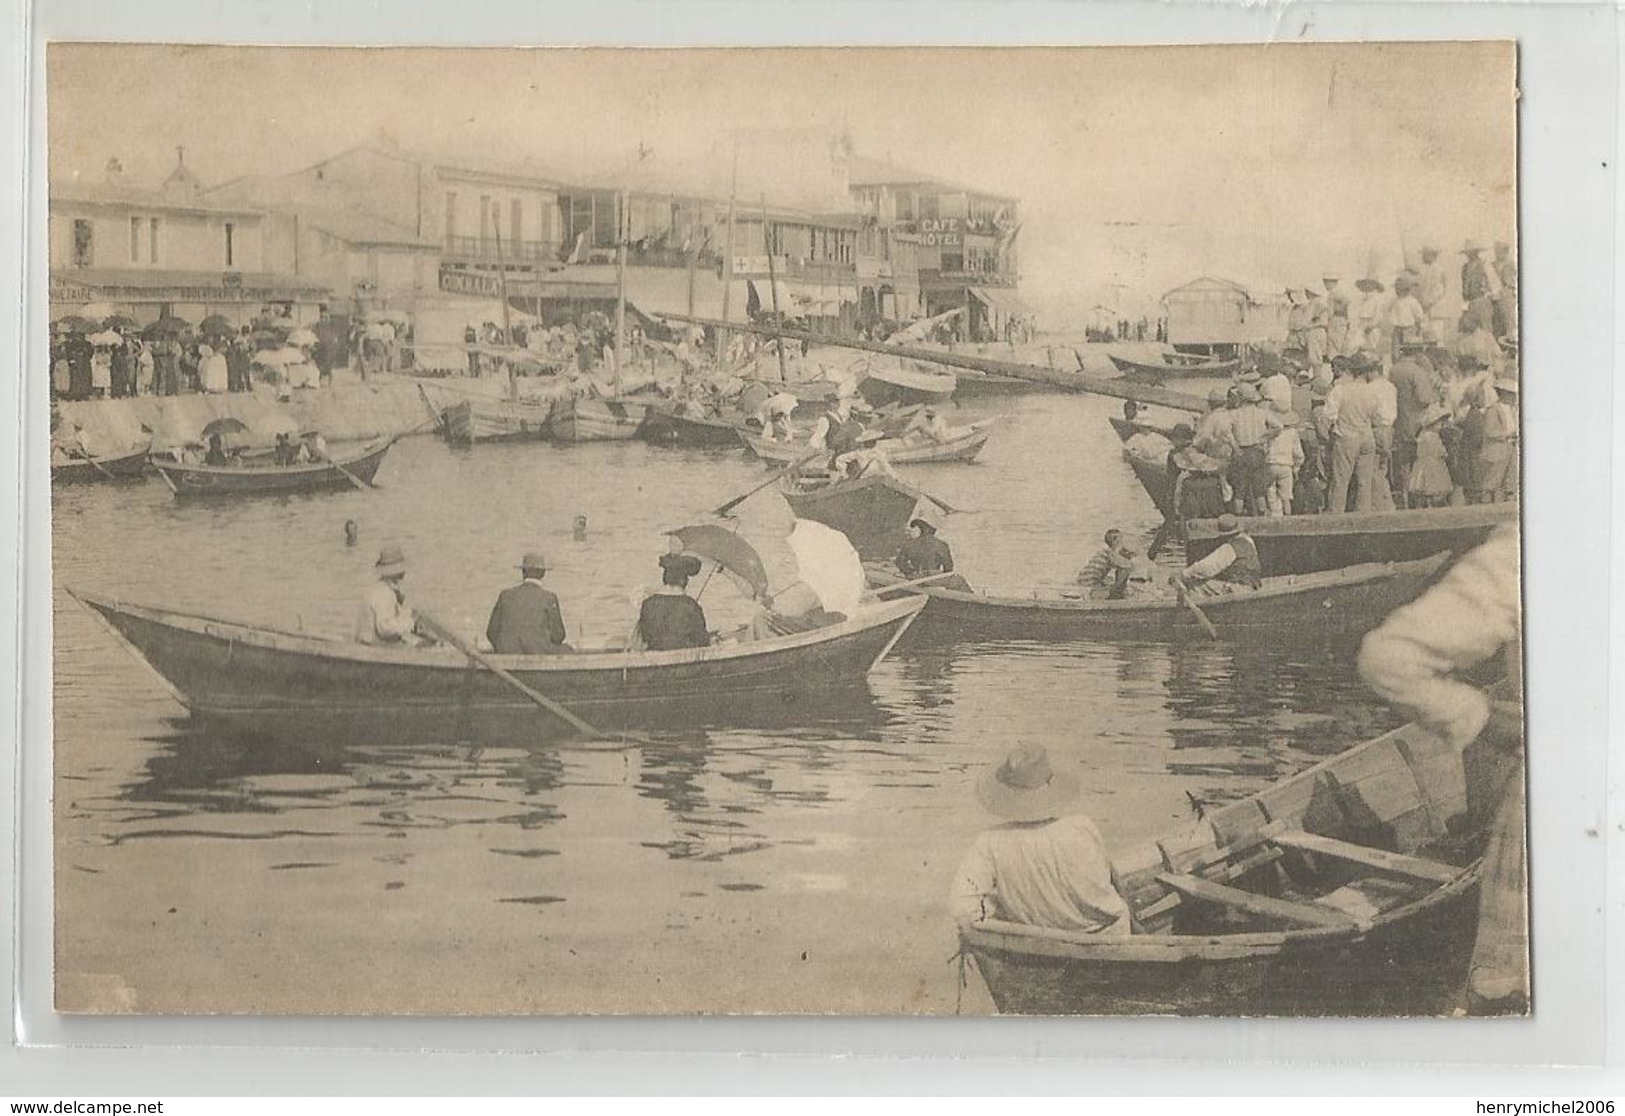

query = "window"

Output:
[[72, 219, 93, 268], [445, 192, 458, 240], [148, 218, 160, 265], [510, 198, 523, 246], [130, 217, 141, 263], [224, 222, 235, 267]]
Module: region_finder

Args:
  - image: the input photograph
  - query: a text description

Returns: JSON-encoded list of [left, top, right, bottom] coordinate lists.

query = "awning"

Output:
[[970, 287, 1033, 317]]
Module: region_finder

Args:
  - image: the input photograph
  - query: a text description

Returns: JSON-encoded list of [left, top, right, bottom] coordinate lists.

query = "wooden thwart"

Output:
[[1154, 872, 1358, 929], [1269, 830, 1460, 885]]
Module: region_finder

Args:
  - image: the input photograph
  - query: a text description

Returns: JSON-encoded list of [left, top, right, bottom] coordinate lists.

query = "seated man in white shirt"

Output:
[[950, 744, 1133, 935], [354, 545, 428, 646]]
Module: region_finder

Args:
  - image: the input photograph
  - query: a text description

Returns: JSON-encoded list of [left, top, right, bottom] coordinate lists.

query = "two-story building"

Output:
[[845, 156, 1027, 339], [49, 155, 329, 327]]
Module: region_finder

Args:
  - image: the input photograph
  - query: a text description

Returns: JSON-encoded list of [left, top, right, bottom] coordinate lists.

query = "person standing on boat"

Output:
[[1323, 275, 1353, 356], [1284, 288, 1309, 355], [1263, 410, 1305, 517], [895, 518, 971, 592], [1416, 245, 1454, 344], [485, 552, 572, 655], [1492, 241, 1518, 343], [1305, 288, 1330, 373], [632, 553, 710, 651], [354, 545, 424, 646], [949, 744, 1132, 936], [1323, 353, 1382, 513], [1356, 525, 1525, 1015], [1174, 514, 1262, 593]]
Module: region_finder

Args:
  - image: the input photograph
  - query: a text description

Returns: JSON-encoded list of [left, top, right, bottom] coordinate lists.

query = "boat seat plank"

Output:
[[1270, 831, 1460, 885], [1154, 872, 1358, 929]]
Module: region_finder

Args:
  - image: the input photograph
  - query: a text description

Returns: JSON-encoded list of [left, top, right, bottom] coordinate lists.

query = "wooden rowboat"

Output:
[[550, 396, 650, 442], [868, 552, 1450, 643], [67, 589, 926, 742], [148, 439, 394, 500], [1110, 353, 1242, 383], [856, 361, 957, 408], [1185, 504, 1519, 575], [441, 397, 554, 446], [51, 445, 152, 484], [638, 404, 749, 448], [779, 472, 921, 558], [960, 691, 1516, 1016], [741, 423, 992, 466]]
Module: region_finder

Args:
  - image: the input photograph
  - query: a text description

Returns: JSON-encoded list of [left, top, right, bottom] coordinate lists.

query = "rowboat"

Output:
[[960, 694, 1515, 1015], [638, 404, 749, 448], [440, 396, 554, 446], [68, 589, 926, 742], [1110, 353, 1242, 383], [856, 361, 957, 408], [1107, 415, 1179, 516], [51, 445, 151, 484], [148, 439, 394, 500], [740, 423, 992, 466], [1185, 504, 1519, 575], [550, 396, 651, 442], [952, 370, 1046, 398], [868, 552, 1450, 643], [779, 472, 921, 558], [1107, 415, 1177, 444]]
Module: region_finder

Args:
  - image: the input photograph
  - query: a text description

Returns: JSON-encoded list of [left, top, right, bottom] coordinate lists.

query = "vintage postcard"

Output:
[[47, 42, 1522, 1017]]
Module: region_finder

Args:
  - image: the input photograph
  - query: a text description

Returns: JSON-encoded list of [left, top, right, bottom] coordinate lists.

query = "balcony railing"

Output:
[[444, 235, 558, 263]]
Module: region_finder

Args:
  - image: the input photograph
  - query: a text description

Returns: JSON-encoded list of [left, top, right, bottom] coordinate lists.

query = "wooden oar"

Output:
[[415, 610, 616, 741], [1174, 579, 1220, 640], [330, 458, 375, 492], [713, 448, 822, 516], [866, 570, 962, 597], [69, 449, 119, 482]]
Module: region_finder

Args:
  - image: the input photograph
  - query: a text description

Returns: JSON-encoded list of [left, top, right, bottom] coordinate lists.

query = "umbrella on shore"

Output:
[[198, 314, 235, 337], [54, 314, 98, 334], [286, 327, 319, 347], [86, 330, 123, 347], [143, 316, 191, 338], [252, 346, 305, 367], [102, 314, 139, 333]]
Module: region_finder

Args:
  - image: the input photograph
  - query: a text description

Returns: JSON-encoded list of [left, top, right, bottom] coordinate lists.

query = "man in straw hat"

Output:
[[1174, 513, 1262, 594], [485, 551, 572, 655], [1416, 245, 1453, 344], [949, 744, 1132, 935], [354, 544, 426, 646]]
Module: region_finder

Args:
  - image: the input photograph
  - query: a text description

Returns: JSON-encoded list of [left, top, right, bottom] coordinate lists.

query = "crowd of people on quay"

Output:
[[1122, 239, 1520, 526]]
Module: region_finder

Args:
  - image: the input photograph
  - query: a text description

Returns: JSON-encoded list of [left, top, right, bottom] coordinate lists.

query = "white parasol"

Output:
[[785, 520, 864, 621], [86, 329, 122, 346], [252, 346, 306, 367], [285, 327, 319, 347]]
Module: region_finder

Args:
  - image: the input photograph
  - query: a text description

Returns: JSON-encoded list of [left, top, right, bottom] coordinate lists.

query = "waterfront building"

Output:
[[49, 153, 329, 327], [1162, 275, 1290, 357]]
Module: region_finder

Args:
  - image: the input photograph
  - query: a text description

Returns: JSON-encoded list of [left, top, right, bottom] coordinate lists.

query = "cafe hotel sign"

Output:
[[919, 218, 962, 247]]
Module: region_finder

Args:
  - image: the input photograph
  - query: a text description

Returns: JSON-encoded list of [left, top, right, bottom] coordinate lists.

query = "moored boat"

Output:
[[638, 404, 749, 447], [1184, 504, 1518, 575], [856, 361, 957, 408], [51, 444, 152, 484], [779, 471, 922, 558], [740, 422, 992, 467], [148, 439, 394, 500], [550, 395, 651, 442], [1110, 353, 1242, 383], [960, 693, 1515, 1015], [868, 552, 1450, 642], [68, 589, 925, 742], [440, 396, 555, 446]]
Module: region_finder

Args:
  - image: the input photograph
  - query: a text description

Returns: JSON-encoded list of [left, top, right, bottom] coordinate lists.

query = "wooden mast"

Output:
[[492, 207, 516, 402], [715, 138, 740, 365], [614, 187, 627, 397], [762, 196, 788, 383]]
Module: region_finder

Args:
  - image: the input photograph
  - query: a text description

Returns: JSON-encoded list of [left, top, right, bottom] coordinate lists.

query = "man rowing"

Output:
[[485, 551, 572, 654], [1172, 513, 1262, 594]]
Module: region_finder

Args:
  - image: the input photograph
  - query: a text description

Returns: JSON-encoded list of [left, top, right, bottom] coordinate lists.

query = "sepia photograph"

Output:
[[45, 42, 1524, 1018]]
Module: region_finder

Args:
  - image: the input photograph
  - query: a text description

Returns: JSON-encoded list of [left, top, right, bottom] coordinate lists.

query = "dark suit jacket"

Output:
[[486, 581, 568, 654]]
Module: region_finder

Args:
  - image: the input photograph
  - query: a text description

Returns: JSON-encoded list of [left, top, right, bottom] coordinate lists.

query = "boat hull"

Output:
[[70, 591, 924, 743], [1110, 354, 1241, 382], [442, 397, 554, 445], [858, 370, 957, 409], [741, 427, 990, 466], [51, 447, 151, 484], [781, 474, 920, 558], [1185, 504, 1518, 575], [870, 554, 1450, 642], [638, 406, 748, 447], [551, 397, 649, 442], [149, 441, 392, 500]]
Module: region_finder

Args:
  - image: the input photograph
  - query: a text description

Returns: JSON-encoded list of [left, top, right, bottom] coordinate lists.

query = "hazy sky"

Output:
[[49, 43, 1516, 325]]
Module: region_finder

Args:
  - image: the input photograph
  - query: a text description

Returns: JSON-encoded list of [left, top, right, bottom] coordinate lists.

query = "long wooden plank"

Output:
[[1270, 831, 1460, 885], [1154, 872, 1358, 929], [656, 311, 1210, 413]]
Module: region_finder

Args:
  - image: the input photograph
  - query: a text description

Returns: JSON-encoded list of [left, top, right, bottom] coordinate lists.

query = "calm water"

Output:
[[52, 384, 1404, 1015]]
